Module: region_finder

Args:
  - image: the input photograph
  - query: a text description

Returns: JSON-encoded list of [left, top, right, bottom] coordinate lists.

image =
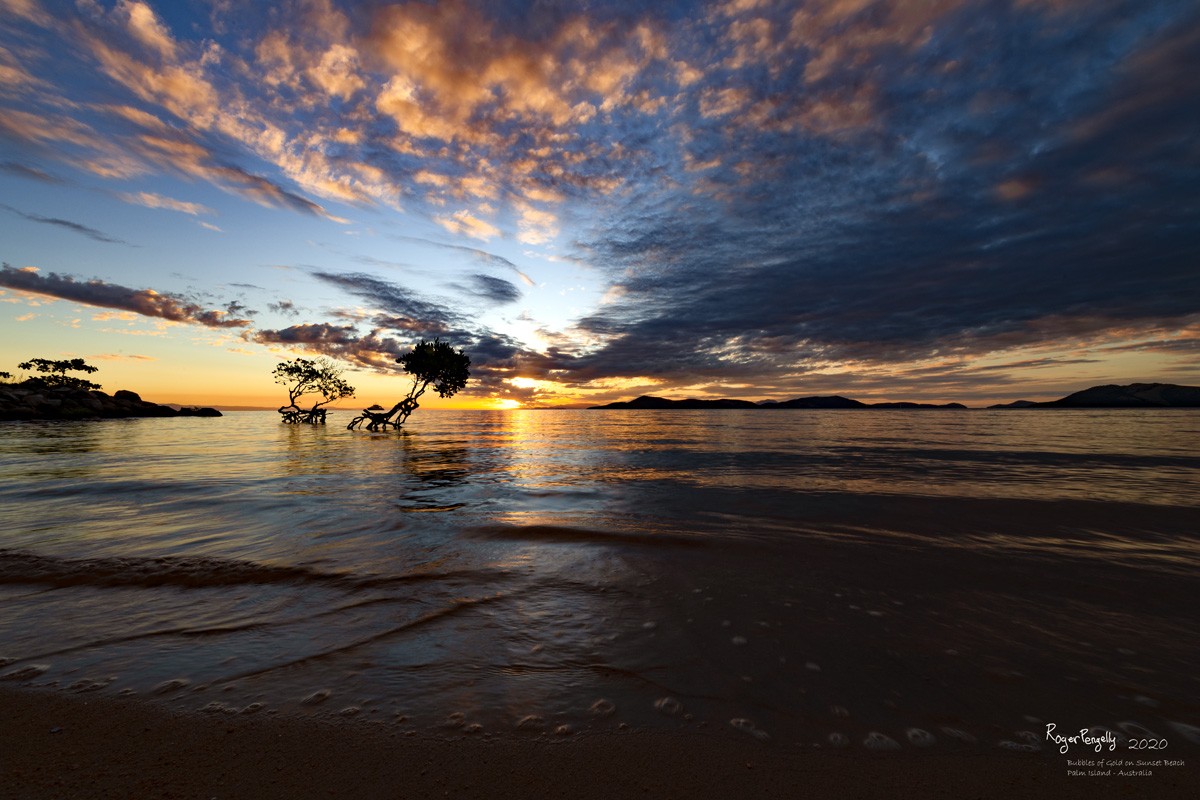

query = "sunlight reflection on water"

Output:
[[0, 410, 1197, 746]]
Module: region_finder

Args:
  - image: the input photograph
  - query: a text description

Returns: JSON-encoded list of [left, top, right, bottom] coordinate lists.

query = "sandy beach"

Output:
[[6, 686, 1196, 800]]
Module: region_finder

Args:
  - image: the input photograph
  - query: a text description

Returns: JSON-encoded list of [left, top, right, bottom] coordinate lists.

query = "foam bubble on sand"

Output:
[[642, 621, 657, 630], [1117, 721, 1156, 737], [730, 718, 770, 741], [655, 697, 683, 715], [466, 723, 483, 734], [805, 662, 821, 672], [864, 732, 900, 750], [1134, 695, 1160, 708], [828, 732, 850, 748], [444, 712, 466, 729], [338, 706, 361, 717], [555, 724, 573, 736], [589, 698, 616, 716], [301, 689, 331, 706], [830, 705, 850, 718], [906, 728, 935, 747], [731, 636, 747, 645], [997, 741, 1037, 752], [721, 620, 731, 628], [530, 643, 544, 653], [200, 701, 236, 714], [1167, 721, 1200, 745], [516, 715, 545, 730], [940, 727, 976, 743], [240, 703, 264, 715], [1014, 731, 1040, 748], [1, 664, 50, 681], [68, 677, 114, 693], [152, 678, 190, 695]]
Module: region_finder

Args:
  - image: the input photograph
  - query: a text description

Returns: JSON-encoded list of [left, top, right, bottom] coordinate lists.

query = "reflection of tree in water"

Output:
[[23, 420, 104, 455], [393, 432, 473, 512]]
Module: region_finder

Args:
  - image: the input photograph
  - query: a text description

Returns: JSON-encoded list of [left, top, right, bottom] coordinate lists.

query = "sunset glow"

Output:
[[1, 0, 1197, 408]]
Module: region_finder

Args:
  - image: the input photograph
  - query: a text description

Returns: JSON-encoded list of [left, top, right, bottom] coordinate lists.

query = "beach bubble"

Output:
[[863, 732, 900, 751], [730, 718, 770, 741], [338, 706, 361, 717], [1167, 721, 1200, 745], [1014, 731, 1040, 748], [1134, 695, 1160, 708], [515, 715, 545, 730], [805, 662, 821, 672], [906, 728, 935, 747], [152, 678, 190, 695], [1117, 721, 1156, 738], [940, 727, 976, 744], [867, 611, 884, 617], [240, 703, 264, 715], [1022, 715, 1042, 724], [731, 636, 747, 646], [555, 724, 573, 736], [830, 705, 850, 718], [1, 664, 50, 681], [589, 698, 616, 717], [998, 741, 1037, 752], [655, 697, 683, 715], [301, 689, 331, 706], [465, 723, 483, 734], [444, 712, 466, 729], [200, 701, 235, 714], [618, 722, 629, 730], [944, 649, 958, 656], [1117, 647, 1135, 656], [721, 620, 731, 628], [530, 644, 544, 654], [828, 732, 850, 748], [642, 621, 657, 630]]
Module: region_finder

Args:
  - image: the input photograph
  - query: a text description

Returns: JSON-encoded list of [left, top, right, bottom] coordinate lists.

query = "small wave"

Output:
[[0, 549, 500, 591], [466, 524, 708, 548]]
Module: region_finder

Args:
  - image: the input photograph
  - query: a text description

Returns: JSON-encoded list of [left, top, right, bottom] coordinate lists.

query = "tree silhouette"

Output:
[[348, 339, 470, 430], [18, 357, 101, 390], [273, 357, 355, 424]]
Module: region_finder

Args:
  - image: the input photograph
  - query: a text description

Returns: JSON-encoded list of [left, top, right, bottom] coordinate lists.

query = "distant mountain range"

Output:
[[588, 383, 1200, 410]]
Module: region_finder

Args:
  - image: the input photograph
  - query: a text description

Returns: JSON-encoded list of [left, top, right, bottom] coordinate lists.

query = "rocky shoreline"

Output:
[[0, 383, 221, 421]]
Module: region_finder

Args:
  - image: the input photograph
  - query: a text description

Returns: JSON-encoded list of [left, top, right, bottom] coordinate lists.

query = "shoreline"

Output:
[[5, 687, 1195, 799]]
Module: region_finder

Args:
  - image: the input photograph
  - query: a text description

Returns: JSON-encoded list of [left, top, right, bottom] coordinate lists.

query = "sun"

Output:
[[493, 398, 522, 409]]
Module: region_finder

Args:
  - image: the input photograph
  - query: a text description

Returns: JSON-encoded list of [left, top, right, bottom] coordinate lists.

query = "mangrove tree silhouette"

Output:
[[348, 339, 470, 430], [273, 357, 355, 424]]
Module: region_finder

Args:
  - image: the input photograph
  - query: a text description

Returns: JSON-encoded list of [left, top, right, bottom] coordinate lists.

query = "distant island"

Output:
[[589, 383, 1200, 410]]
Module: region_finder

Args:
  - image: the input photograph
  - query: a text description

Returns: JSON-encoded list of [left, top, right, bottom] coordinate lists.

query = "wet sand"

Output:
[[4, 687, 1195, 800]]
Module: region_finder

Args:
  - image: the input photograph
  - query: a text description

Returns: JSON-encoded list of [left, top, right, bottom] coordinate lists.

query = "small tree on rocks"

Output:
[[348, 339, 470, 430], [273, 357, 354, 424], [18, 357, 101, 390]]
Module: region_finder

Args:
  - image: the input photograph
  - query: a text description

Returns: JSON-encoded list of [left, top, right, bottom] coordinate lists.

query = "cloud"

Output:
[[0, 263, 253, 328], [0, 203, 129, 245], [391, 235, 535, 285], [435, 209, 501, 241], [467, 273, 521, 304], [117, 191, 214, 216], [0, 161, 61, 182]]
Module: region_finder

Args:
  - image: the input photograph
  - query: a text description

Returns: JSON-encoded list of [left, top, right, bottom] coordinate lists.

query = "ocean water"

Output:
[[1, 409, 1198, 750]]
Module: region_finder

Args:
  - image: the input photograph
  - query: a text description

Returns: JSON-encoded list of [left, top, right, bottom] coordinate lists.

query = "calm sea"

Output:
[[1, 410, 1197, 749]]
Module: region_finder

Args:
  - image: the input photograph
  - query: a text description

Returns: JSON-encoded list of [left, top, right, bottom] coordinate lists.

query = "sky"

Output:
[[1, 0, 1197, 409]]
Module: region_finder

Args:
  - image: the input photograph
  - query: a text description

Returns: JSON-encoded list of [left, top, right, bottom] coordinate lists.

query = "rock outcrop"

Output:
[[0, 384, 222, 421]]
